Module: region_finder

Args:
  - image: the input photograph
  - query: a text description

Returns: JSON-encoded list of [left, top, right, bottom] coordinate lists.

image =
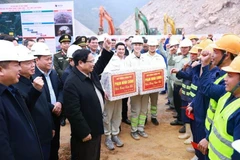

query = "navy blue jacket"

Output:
[[61, 65, 73, 84], [63, 48, 114, 140], [14, 76, 54, 145], [0, 84, 43, 160]]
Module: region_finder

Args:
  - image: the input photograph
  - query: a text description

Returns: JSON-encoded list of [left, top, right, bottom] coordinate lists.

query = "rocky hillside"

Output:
[[119, 0, 240, 35]]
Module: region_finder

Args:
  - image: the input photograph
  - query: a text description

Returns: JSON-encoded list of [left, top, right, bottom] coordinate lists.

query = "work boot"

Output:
[[184, 135, 193, 144], [151, 118, 159, 125], [178, 123, 190, 139], [190, 155, 198, 160], [131, 132, 140, 140], [186, 146, 195, 153], [122, 118, 131, 125], [179, 125, 186, 133], [112, 135, 124, 147], [105, 136, 115, 150], [170, 119, 184, 125], [137, 130, 148, 138]]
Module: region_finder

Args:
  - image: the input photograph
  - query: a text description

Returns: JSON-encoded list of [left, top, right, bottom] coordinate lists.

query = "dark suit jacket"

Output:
[[63, 48, 114, 140], [33, 67, 63, 111], [0, 84, 43, 160], [14, 76, 54, 145]]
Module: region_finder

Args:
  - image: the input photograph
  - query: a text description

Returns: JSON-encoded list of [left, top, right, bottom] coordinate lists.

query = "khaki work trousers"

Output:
[[130, 94, 149, 132], [103, 99, 122, 136], [149, 92, 158, 118]]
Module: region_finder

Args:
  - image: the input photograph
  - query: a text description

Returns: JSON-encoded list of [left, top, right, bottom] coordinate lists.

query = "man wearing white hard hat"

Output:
[[142, 37, 166, 125], [125, 36, 149, 140], [32, 42, 63, 160], [0, 40, 43, 159], [14, 45, 54, 160], [168, 38, 192, 126], [61, 44, 82, 83]]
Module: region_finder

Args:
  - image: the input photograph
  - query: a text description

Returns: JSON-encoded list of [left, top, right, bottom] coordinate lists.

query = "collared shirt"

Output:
[[124, 52, 148, 69], [90, 49, 99, 63], [37, 66, 56, 105], [79, 70, 104, 112]]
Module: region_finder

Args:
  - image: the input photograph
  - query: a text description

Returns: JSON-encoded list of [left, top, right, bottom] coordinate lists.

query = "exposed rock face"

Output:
[[119, 0, 240, 35]]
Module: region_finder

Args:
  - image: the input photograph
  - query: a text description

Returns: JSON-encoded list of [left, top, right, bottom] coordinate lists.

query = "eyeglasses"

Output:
[[86, 60, 95, 63]]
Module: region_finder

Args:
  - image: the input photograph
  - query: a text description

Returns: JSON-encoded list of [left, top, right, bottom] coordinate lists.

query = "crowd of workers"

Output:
[[0, 31, 240, 160]]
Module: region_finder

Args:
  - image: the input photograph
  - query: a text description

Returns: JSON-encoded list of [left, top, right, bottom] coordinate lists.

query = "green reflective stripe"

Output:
[[186, 85, 191, 90], [191, 84, 198, 90], [138, 114, 146, 125], [186, 92, 191, 96], [214, 74, 227, 84], [182, 84, 186, 88], [131, 117, 138, 127], [190, 92, 196, 97], [212, 126, 232, 148], [151, 106, 157, 114], [182, 90, 186, 95], [209, 142, 231, 160]]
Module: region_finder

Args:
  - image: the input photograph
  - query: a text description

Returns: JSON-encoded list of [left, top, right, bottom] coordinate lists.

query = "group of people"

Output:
[[165, 33, 240, 160], [1, 32, 240, 160]]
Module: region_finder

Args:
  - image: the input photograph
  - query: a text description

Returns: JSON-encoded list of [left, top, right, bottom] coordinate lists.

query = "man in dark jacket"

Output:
[[0, 40, 44, 160], [14, 45, 54, 160], [31, 42, 63, 160], [63, 38, 113, 160]]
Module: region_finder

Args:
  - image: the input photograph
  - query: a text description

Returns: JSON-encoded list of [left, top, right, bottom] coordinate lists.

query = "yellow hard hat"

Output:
[[188, 35, 198, 40], [222, 55, 240, 73], [199, 39, 213, 50], [202, 44, 214, 53], [211, 34, 240, 55], [189, 45, 199, 54]]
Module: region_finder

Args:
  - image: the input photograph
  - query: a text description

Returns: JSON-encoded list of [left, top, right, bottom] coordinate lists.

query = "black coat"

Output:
[[14, 76, 54, 145], [63, 48, 114, 140], [0, 84, 43, 160]]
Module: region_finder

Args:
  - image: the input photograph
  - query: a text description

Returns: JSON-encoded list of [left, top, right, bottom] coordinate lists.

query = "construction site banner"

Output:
[[0, 1, 74, 53]]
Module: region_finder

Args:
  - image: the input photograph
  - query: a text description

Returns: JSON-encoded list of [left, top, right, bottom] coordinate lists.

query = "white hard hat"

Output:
[[67, 45, 81, 58], [147, 38, 158, 46], [31, 42, 52, 56], [16, 45, 36, 62], [131, 36, 143, 44], [170, 39, 180, 46], [180, 38, 192, 47], [0, 40, 19, 61]]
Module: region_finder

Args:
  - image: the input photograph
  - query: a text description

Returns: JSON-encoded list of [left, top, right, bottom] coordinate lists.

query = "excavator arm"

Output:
[[99, 6, 115, 35], [135, 7, 150, 35], [163, 14, 176, 35]]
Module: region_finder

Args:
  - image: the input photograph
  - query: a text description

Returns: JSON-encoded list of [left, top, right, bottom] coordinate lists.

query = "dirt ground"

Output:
[[59, 94, 194, 160]]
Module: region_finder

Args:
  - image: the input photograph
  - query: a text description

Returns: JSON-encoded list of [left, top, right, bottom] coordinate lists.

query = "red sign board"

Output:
[[142, 69, 164, 91], [111, 72, 136, 97]]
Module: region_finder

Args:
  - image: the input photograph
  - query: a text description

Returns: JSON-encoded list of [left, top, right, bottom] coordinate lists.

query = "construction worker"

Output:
[[0, 40, 44, 160], [168, 38, 192, 125], [196, 34, 240, 159], [125, 36, 149, 140], [171, 44, 199, 144], [165, 38, 179, 111], [101, 42, 126, 150], [188, 35, 199, 46], [206, 55, 240, 159], [54, 34, 71, 77], [142, 37, 166, 125]]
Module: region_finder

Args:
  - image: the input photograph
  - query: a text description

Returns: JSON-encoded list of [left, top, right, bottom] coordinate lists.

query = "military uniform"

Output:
[[73, 36, 87, 48], [54, 34, 71, 77]]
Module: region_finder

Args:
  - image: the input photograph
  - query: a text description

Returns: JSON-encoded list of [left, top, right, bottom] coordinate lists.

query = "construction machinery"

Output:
[[135, 7, 160, 35], [98, 6, 121, 35], [163, 14, 183, 35]]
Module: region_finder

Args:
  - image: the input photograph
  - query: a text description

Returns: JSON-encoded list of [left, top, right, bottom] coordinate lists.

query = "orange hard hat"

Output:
[[222, 55, 240, 73], [211, 34, 240, 55]]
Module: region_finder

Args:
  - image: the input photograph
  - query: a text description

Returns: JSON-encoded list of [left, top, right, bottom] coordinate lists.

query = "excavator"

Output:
[[98, 6, 121, 35], [163, 13, 183, 35]]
